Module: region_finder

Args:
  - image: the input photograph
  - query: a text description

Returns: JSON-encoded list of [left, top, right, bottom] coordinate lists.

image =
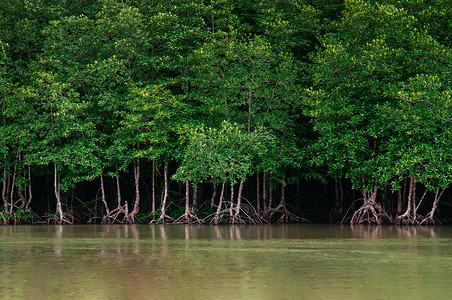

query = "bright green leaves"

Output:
[[305, 0, 452, 192], [118, 84, 184, 162], [187, 33, 298, 132], [379, 74, 452, 190], [185, 32, 302, 183], [174, 121, 272, 185]]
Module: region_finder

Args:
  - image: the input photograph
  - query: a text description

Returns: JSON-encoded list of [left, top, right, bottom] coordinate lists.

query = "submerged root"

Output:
[[151, 213, 174, 225], [264, 204, 310, 223], [45, 212, 73, 225], [349, 201, 389, 225], [396, 213, 418, 225], [419, 214, 442, 226], [174, 209, 201, 224], [207, 200, 268, 225], [99, 204, 128, 224]]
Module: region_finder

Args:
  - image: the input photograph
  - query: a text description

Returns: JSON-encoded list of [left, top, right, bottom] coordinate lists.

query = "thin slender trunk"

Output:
[[5, 175, 11, 212], [426, 188, 444, 221], [1, 104, 6, 211], [397, 188, 402, 215], [25, 165, 32, 211], [185, 180, 190, 217], [130, 159, 140, 221], [214, 182, 226, 224], [280, 181, 286, 209], [402, 177, 408, 210], [412, 177, 417, 220], [401, 176, 414, 219], [100, 174, 110, 223], [210, 182, 217, 208], [17, 152, 25, 208], [263, 172, 267, 211], [54, 163, 64, 224], [158, 162, 169, 222], [18, 189, 25, 208], [193, 186, 198, 207], [115, 166, 122, 209], [2, 167, 8, 211], [256, 172, 260, 212], [339, 177, 344, 214], [230, 183, 234, 219], [278, 181, 287, 222], [234, 180, 244, 217], [268, 181, 273, 210], [152, 159, 156, 213], [9, 165, 16, 213]]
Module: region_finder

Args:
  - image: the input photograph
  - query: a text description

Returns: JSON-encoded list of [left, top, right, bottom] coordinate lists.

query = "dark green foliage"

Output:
[[2, 0, 451, 224]]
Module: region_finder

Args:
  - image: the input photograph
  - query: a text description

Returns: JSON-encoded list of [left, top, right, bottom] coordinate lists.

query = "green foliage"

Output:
[[174, 121, 271, 185], [304, 0, 452, 192], [378, 74, 452, 190], [1, 0, 451, 223], [256, 0, 322, 60]]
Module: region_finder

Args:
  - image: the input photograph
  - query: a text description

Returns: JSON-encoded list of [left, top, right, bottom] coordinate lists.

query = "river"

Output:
[[1, 224, 451, 299]]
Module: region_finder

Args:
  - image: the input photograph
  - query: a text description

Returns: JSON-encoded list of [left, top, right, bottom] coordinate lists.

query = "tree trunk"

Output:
[[278, 181, 288, 222], [339, 177, 344, 214], [280, 181, 286, 209], [399, 176, 414, 221], [2, 167, 8, 212], [116, 166, 122, 209], [210, 182, 217, 208], [421, 188, 445, 224], [100, 173, 110, 223], [185, 180, 190, 219], [158, 162, 169, 223], [1, 103, 6, 211], [25, 164, 32, 211], [214, 182, 226, 224], [268, 181, 273, 210], [152, 159, 156, 213], [234, 180, 244, 217], [263, 172, 267, 211], [230, 183, 235, 222], [129, 159, 140, 221], [349, 182, 382, 225], [193, 186, 198, 207], [54, 163, 64, 224], [256, 172, 260, 212], [9, 165, 16, 214], [412, 177, 417, 221]]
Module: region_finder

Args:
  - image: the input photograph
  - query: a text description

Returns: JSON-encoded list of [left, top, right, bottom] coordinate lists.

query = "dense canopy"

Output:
[[1, 0, 451, 225]]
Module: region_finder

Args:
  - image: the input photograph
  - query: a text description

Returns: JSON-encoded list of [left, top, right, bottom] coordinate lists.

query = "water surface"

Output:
[[1, 224, 451, 299]]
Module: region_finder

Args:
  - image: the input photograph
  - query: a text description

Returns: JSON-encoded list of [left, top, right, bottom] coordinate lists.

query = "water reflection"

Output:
[[0, 223, 441, 241], [1, 224, 452, 300], [349, 224, 438, 239]]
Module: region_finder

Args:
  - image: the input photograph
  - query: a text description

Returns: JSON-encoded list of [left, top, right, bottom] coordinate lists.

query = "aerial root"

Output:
[[350, 201, 388, 225], [263, 203, 309, 223], [174, 209, 201, 224]]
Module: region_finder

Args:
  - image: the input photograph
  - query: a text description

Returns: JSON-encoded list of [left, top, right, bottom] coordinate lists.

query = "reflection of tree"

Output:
[[349, 224, 437, 239]]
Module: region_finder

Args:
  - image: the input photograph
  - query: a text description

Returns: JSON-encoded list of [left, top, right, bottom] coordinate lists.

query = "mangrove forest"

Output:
[[1, 0, 452, 225]]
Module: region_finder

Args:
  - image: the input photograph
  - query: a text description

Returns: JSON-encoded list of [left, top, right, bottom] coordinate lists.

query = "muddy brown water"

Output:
[[1, 224, 452, 299]]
